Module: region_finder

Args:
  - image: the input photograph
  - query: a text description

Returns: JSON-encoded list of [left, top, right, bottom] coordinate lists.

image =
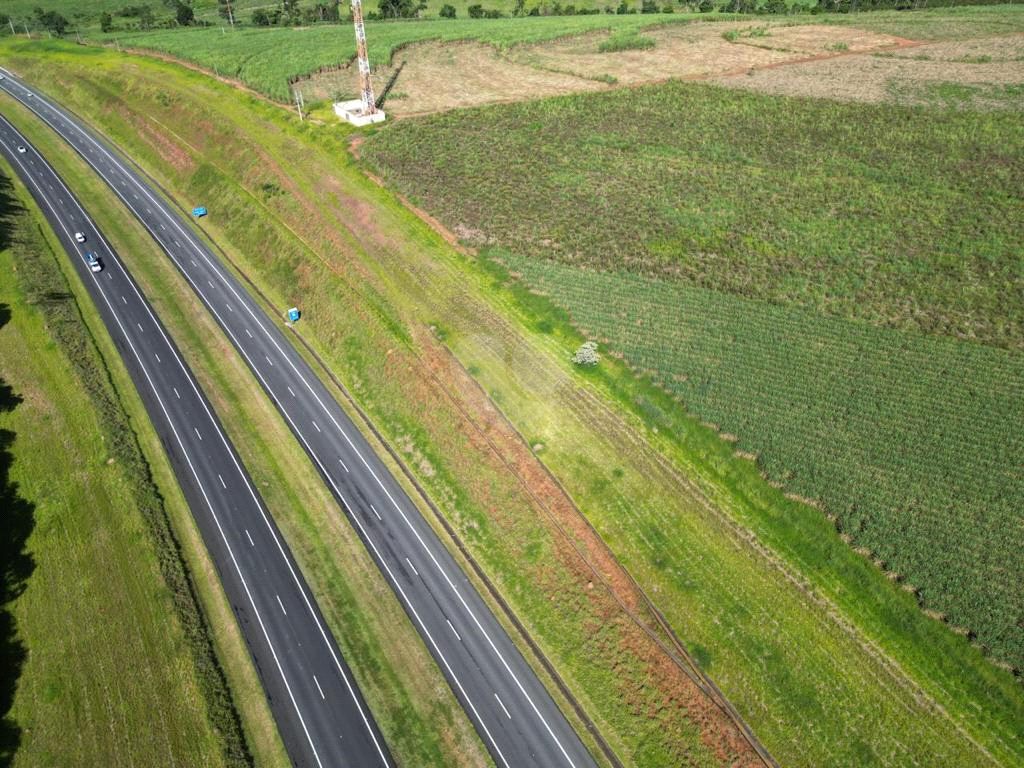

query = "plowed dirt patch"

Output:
[[300, 21, 907, 115], [714, 34, 1024, 109], [510, 22, 906, 85]]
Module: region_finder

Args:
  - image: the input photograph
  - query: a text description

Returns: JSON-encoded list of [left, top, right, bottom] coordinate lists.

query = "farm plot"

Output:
[[362, 79, 1024, 670], [108, 14, 700, 101], [715, 33, 1024, 109], [501, 254, 1024, 665]]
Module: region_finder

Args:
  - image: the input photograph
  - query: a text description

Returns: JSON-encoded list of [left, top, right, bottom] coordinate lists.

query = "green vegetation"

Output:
[[362, 79, 1024, 669], [597, 29, 655, 51], [0, 93, 492, 768], [0, 169, 245, 767], [7, 33, 1024, 768], [820, 3, 1024, 40]]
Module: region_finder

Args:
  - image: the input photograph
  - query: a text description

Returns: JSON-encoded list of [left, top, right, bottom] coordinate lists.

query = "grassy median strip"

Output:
[[0, 91, 493, 768], [0, 166, 251, 767]]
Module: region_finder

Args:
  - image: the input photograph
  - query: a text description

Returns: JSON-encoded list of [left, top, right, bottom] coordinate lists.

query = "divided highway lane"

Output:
[[0, 115, 394, 768], [0, 71, 598, 767]]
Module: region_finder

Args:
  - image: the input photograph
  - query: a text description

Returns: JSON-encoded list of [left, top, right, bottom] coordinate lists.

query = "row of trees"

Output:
[[7, 0, 1003, 34]]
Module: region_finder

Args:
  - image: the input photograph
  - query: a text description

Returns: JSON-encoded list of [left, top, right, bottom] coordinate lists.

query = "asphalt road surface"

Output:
[[0, 70, 598, 768], [0, 114, 394, 768]]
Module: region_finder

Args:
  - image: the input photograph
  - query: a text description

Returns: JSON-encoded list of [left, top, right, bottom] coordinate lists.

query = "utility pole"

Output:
[[293, 87, 305, 121]]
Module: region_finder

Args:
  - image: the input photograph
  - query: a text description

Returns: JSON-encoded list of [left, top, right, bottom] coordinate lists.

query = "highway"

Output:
[[0, 115, 394, 768], [0, 71, 598, 768]]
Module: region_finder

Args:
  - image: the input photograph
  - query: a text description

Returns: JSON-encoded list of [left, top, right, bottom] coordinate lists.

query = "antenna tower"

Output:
[[350, 0, 377, 115]]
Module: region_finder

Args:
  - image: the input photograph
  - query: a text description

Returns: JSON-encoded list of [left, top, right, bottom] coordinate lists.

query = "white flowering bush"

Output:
[[571, 341, 600, 366]]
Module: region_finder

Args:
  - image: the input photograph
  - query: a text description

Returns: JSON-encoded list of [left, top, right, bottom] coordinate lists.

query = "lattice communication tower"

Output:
[[350, 0, 377, 115]]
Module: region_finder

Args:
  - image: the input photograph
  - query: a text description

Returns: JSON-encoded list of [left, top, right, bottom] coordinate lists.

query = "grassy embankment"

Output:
[[0, 165, 274, 767], [0, 92, 493, 767], [362, 76, 1024, 671], [4, 37, 1023, 767], [0, 41, 769, 767]]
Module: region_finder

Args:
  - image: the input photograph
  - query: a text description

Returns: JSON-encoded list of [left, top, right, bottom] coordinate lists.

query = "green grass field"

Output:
[[0, 169, 241, 767], [5, 33, 1024, 768], [361, 78, 1024, 671]]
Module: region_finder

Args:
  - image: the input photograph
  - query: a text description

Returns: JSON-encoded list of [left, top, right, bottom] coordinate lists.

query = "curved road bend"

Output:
[[0, 70, 598, 768], [0, 115, 394, 768]]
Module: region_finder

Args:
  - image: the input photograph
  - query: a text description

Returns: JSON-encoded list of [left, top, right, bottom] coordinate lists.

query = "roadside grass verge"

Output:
[[0, 165, 247, 768], [6, 39, 1024, 768], [0, 96, 493, 768]]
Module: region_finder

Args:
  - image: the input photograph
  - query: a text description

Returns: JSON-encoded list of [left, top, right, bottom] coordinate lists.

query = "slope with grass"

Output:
[[0, 168, 243, 768], [5, 37, 1023, 768]]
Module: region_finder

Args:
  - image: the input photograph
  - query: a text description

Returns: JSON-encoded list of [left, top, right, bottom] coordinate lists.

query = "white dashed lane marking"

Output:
[[447, 619, 461, 642], [495, 693, 512, 720]]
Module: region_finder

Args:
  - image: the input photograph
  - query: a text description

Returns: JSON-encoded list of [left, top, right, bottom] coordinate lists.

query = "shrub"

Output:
[[571, 341, 600, 366]]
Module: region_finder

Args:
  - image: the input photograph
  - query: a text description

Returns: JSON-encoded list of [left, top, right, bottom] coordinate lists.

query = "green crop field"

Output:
[[0, 170, 240, 767], [92, 15, 698, 100], [361, 77, 1024, 671]]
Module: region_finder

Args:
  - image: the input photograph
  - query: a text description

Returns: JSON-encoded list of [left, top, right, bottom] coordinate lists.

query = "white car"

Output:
[[74, 232, 86, 243], [86, 252, 103, 273], [16, 146, 26, 154]]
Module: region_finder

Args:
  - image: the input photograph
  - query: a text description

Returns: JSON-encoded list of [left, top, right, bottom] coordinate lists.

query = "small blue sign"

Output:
[[192, 206, 208, 218], [287, 307, 300, 323]]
